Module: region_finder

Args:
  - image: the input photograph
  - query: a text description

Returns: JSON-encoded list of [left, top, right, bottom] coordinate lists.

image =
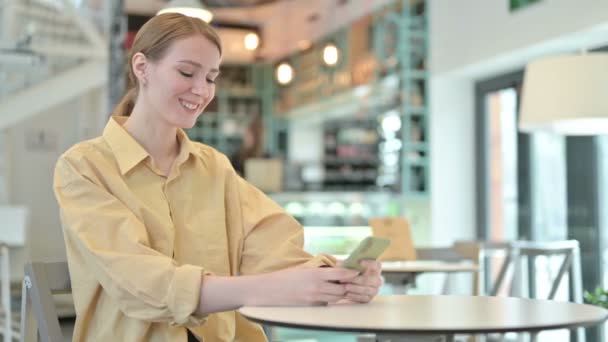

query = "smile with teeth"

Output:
[[179, 99, 200, 111]]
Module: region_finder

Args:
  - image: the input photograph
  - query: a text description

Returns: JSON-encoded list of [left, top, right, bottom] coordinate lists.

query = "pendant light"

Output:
[[157, 0, 213, 23], [275, 1, 294, 86], [276, 62, 294, 85], [244, 32, 260, 51], [322, 42, 339, 66]]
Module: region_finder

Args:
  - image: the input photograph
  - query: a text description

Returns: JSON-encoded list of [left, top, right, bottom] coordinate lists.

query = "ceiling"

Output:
[[203, 0, 280, 7], [125, 0, 392, 61]]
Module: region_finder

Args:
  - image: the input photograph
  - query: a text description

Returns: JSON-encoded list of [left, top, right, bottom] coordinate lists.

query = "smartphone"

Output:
[[342, 236, 391, 272]]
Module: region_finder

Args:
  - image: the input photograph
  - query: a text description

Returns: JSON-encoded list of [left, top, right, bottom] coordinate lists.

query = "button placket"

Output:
[[162, 179, 176, 259]]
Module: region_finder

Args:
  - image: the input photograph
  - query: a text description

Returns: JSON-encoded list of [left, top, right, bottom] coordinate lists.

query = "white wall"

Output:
[[428, 0, 608, 244], [431, 0, 608, 76], [288, 121, 323, 163], [429, 76, 475, 244], [0, 133, 8, 204], [6, 87, 106, 281]]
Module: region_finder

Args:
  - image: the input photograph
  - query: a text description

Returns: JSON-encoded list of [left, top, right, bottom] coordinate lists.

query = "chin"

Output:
[[178, 119, 197, 130], [168, 112, 199, 129]]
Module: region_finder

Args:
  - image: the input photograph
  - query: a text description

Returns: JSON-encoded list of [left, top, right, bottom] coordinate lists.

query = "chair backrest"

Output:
[[452, 241, 513, 296], [510, 240, 583, 302], [500, 240, 585, 342], [415, 246, 466, 262], [462, 240, 583, 300], [20, 261, 71, 342], [369, 217, 416, 261]]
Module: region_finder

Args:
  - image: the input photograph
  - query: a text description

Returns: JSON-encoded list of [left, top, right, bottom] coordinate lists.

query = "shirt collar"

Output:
[[174, 125, 199, 168], [103, 116, 199, 175]]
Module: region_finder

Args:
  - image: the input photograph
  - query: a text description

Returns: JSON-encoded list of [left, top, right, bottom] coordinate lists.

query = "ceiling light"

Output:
[[244, 32, 259, 51], [323, 43, 339, 66], [276, 62, 294, 85], [157, 0, 213, 23]]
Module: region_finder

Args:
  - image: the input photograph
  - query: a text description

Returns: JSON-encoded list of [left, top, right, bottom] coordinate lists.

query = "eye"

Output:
[[179, 70, 193, 78], [206, 78, 216, 84]]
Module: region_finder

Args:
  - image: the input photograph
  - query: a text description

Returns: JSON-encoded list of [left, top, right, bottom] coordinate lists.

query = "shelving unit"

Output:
[[186, 64, 272, 159], [272, 0, 429, 197], [322, 118, 380, 191]]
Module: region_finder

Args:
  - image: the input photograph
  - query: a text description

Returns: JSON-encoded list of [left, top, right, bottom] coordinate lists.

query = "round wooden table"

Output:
[[239, 295, 608, 341]]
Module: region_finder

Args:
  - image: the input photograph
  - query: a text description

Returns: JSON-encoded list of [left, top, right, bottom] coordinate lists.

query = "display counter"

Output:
[[270, 191, 430, 255]]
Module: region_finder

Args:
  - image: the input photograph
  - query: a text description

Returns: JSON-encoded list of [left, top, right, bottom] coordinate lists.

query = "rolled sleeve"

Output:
[[168, 265, 207, 326], [303, 254, 338, 268]]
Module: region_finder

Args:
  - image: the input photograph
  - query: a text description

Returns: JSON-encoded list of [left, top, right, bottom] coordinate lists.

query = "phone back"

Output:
[[342, 237, 391, 272]]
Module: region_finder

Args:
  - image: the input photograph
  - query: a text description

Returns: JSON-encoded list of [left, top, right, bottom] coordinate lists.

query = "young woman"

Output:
[[53, 13, 382, 342]]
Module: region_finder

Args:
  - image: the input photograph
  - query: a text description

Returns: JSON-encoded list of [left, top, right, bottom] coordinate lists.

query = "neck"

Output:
[[123, 102, 179, 166]]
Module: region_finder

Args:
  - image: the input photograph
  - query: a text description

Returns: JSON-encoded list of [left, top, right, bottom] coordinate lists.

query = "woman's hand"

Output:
[[339, 260, 383, 303], [269, 267, 359, 305], [199, 267, 358, 315], [198, 264, 378, 315], [247, 267, 360, 307]]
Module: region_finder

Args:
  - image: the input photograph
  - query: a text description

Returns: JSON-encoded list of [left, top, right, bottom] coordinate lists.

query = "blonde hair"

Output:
[[112, 13, 222, 117]]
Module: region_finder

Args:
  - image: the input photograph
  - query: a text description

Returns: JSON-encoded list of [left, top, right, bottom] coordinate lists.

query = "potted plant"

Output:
[[584, 287, 608, 308]]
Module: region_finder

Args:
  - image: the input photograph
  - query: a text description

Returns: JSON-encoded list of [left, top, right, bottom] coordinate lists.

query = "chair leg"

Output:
[[0, 246, 11, 341], [571, 248, 585, 342], [20, 276, 37, 342]]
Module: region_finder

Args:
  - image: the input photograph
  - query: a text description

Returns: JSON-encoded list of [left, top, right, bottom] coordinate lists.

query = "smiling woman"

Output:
[[113, 12, 222, 120], [52, 12, 383, 342]]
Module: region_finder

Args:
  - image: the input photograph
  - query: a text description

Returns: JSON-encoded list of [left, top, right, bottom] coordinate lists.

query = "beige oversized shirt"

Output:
[[53, 116, 334, 341]]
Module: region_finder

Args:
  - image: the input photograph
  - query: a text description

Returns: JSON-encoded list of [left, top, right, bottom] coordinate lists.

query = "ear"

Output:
[[131, 52, 149, 86]]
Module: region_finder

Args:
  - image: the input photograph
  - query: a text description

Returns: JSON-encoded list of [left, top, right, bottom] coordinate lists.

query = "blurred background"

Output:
[[2, 0, 608, 341]]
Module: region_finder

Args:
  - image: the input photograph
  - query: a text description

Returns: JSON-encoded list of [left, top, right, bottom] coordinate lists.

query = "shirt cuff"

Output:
[[168, 264, 208, 327], [302, 254, 337, 268]]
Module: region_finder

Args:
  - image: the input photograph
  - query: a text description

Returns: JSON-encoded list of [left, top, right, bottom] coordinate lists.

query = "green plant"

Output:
[[584, 287, 608, 308]]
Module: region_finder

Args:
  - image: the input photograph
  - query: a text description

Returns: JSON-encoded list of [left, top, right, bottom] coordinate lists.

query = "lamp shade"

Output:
[[157, 0, 213, 23], [519, 53, 608, 135]]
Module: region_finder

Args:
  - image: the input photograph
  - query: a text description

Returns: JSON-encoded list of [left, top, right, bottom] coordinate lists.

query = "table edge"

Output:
[[239, 310, 608, 335]]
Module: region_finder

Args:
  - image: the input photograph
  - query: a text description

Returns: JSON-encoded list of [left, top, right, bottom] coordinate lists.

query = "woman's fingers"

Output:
[[346, 274, 383, 287], [345, 283, 379, 297], [318, 281, 348, 296], [359, 260, 382, 275], [345, 292, 373, 303]]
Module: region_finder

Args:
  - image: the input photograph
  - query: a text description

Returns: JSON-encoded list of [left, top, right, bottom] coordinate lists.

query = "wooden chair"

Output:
[[510, 240, 585, 342], [368, 217, 416, 261], [20, 261, 71, 342], [454, 240, 585, 342]]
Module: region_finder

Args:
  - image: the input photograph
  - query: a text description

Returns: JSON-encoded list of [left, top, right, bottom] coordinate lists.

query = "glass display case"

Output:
[[270, 192, 421, 255]]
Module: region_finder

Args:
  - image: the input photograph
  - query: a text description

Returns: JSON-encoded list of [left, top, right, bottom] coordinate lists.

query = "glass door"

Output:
[[476, 71, 530, 241], [476, 71, 569, 342], [485, 86, 519, 242], [475, 71, 567, 243]]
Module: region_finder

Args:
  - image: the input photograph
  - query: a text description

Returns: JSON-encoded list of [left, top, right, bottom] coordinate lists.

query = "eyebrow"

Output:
[[178, 60, 220, 74]]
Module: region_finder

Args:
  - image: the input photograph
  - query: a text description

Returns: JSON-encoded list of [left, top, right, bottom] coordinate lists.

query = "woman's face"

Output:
[[141, 35, 221, 129]]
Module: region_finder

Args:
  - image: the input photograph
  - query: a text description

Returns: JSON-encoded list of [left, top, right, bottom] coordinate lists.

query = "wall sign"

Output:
[[510, 0, 541, 11]]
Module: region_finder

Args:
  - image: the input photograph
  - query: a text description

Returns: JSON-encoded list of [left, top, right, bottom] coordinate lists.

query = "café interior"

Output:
[[1, 0, 608, 341]]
